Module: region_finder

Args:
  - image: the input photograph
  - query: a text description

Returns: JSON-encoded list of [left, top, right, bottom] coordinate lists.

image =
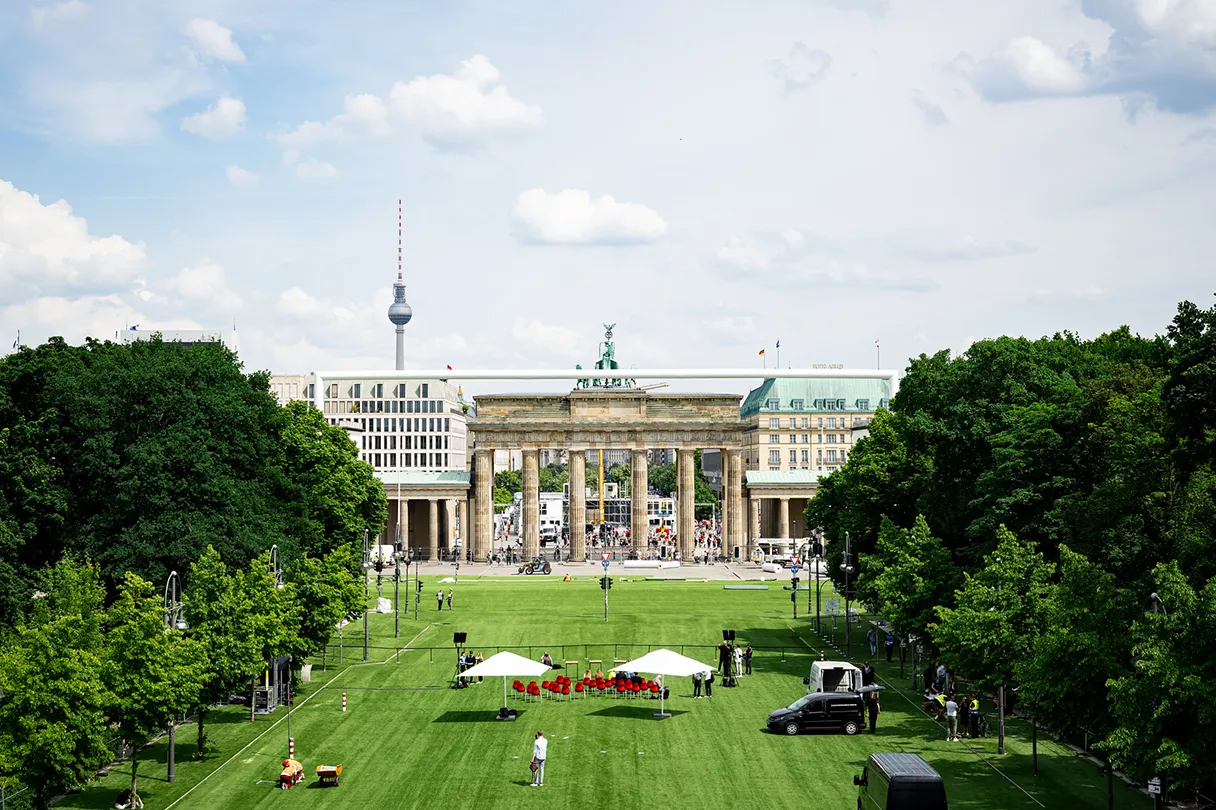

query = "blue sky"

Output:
[[1, 0, 1214, 391]]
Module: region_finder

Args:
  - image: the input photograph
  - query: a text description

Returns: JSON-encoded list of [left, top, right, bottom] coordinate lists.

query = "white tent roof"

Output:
[[618, 648, 715, 678], [458, 651, 552, 680]]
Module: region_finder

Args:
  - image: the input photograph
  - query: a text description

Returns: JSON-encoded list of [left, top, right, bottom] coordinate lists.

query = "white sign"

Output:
[[825, 598, 843, 616], [1147, 778, 1161, 795], [601, 552, 610, 562]]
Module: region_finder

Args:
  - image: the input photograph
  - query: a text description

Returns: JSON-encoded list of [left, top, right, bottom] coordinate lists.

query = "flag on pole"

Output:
[[11, 333, 18, 350], [446, 364, 453, 371], [875, 338, 879, 346], [129, 325, 139, 331], [758, 349, 765, 357], [776, 340, 780, 349]]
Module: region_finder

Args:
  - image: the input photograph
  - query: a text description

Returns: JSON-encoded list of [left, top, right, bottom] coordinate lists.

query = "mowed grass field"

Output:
[[58, 574, 1152, 810]]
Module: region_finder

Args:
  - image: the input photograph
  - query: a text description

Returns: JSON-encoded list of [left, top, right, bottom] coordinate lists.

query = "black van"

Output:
[[854, 753, 948, 810]]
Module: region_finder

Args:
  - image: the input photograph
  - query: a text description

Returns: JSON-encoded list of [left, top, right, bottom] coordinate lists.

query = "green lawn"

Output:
[[57, 574, 1152, 810]]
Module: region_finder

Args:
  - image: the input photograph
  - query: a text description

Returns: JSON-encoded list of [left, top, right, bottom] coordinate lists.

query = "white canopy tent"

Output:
[[458, 651, 553, 710], [618, 648, 715, 719]]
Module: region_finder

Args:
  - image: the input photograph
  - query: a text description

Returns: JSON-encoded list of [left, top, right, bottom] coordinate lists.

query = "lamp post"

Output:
[[840, 532, 854, 658], [269, 546, 284, 709], [394, 552, 401, 639], [285, 653, 293, 758], [162, 571, 188, 783], [362, 531, 370, 661], [1146, 592, 1167, 810], [809, 529, 825, 634]]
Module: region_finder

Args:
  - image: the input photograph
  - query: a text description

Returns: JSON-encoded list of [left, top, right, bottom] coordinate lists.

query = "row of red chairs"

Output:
[[510, 675, 663, 701]]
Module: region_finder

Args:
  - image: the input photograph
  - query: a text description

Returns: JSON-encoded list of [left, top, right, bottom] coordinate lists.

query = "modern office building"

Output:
[[739, 378, 891, 473], [120, 328, 239, 352]]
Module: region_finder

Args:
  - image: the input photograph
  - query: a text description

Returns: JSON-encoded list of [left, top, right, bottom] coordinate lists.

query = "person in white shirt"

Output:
[[531, 730, 548, 787], [945, 698, 959, 741], [733, 645, 744, 677]]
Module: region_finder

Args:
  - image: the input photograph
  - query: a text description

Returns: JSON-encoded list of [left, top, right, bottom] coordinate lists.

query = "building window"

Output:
[[352, 383, 362, 399], [407, 401, 414, 413], [421, 383, 429, 398], [789, 449, 797, 464], [817, 434, 823, 443], [827, 434, 837, 444], [827, 417, 837, 429], [827, 450, 837, 462], [769, 418, 779, 429], [801, 417, 808, 428], [825, 400, 836, 411], [769, 450, 780, 464], [769, 434, 779, 444], [817, 417, 823, 427], [766, 398, 780, 410], [789, 434, 797, 443], [770, 466, 781, 472], [857, 399, 869, 410], [801, 434, 808, 444], [801, 449, 809, 463], [791, 399, 804, 410], [841, 450, 847, 463], [445, 418, 450, 432]]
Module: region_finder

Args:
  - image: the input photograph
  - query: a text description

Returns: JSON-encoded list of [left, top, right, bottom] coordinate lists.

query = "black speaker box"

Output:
[[454, 632, 467, 644]]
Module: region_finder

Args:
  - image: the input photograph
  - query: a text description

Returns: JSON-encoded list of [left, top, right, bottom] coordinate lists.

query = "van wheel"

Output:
[[542, 564, 552, 575], [843, 721, 860, 736], [784, 722, 799, 736], [524, 565, 534, 575]]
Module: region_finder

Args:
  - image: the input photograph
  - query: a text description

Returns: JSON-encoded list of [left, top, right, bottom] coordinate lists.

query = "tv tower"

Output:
[[387, 199, 413, 370]]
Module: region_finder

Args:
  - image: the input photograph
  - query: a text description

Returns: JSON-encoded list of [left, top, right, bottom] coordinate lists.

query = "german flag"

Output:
[[758, 349, 766, 357]]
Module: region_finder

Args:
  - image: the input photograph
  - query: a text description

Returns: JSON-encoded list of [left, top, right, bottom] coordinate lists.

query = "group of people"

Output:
[[715, 641, 752, 686], [436, 588, 454, 610], [923, 661, 983, 740]]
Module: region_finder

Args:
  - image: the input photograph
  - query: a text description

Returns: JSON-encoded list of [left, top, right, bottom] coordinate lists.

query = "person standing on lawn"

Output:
[[531, 730, 547, 787], [704, 668, 714, 698], [446, 589, 453, 610], [692, 670, 702, 698], [437, 589, 444, 611], [945, 696, 959, 741], [744, 644, 753, 675], [866, 691, 881, 734], [861, 661, 876, 687], [867, 626, 878, 655]]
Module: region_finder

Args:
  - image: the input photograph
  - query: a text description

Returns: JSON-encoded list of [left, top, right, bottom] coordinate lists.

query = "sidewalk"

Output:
[[371, 560, 824, 582]]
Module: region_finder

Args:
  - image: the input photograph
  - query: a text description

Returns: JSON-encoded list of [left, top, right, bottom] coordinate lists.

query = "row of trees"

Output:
[[807, 295, 1216, 796], [0, 548, 362, 809], [0, 337, 386, 627]]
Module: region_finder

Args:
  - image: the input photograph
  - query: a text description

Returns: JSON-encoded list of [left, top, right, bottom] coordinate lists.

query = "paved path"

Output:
[[369, 560, 825, 582]]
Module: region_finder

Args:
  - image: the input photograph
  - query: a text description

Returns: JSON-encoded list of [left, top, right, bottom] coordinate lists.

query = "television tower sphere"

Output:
[[388, 273, 412, 326]]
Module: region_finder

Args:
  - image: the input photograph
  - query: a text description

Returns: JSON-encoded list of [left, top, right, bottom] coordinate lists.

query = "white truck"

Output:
[[806, 660, 862, 694]]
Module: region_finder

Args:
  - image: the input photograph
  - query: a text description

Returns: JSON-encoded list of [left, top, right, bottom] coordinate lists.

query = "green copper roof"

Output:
[[375, 471, 470, 486], [745, 470, 829, 486], [740, 378, 891, 417]]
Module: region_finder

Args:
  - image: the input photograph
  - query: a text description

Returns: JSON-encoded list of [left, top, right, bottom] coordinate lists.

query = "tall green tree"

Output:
[[859, 515, 959, 641], [103, 573, 207, 799], [930, 526, 1055, 695], [1103, 562, 1216, 790], [238, 551, 299, 721], [184, 546, 262, 757], [286, 544, 363, 665]]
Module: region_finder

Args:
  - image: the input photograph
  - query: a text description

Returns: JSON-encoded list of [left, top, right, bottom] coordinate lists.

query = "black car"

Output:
[[518, 557, 552, 575], [855, 752, 948, 809], [767, 690, 865, 736]]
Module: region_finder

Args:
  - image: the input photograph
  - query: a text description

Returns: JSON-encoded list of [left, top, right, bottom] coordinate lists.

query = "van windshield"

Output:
[[888, 784, 947, 809], [788, 695, 818, 711]]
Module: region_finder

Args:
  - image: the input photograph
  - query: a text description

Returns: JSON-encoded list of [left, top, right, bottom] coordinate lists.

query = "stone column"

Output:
[[522, 449, 540, 559], [474, 449, 493, 561], [427, 498, 439, 561], [677, 448, 695, 563], [445, 500, 457, 556], [719, 448, 730, 554], [630, 448, 649, 547], [728, 448, 746, 560], [750, 496, 761, 547], [779, 497, 791, 539], [569, 451, 587, 562]]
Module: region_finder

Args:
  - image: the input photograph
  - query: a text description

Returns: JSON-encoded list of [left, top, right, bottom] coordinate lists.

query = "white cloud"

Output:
[[3, 294, 145, 344], [225, 164, 259, 189], [956, 2, 1216, 114], [271, 55, 542, 156], [0, 179, 145, 301], [293, 159, 338, 182], [768, 42, 833, 93], [186, 19, 246, 64], [716, 236, 770, 271], [509, 319, 583, 361], [181, 97, 246, 139], [30, 0, 89, 30], [913, 94, 950, 126], [277, 287, 327, 319], [511, 188, 667, 245], [171, 260, 242, 310]]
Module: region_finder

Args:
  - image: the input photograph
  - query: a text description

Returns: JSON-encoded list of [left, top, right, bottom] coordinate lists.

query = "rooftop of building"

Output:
[[740, 378, 891, 417], [744, 469, 829, 486], [375, 471, 470, 486]]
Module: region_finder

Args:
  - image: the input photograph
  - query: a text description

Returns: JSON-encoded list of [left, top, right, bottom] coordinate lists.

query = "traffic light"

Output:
[[417, 580, 424, 594], [599, 576, 607, 590], [608, 577, 613, 590], [374, 557, 384, 573], [791, 576, 800, 587]]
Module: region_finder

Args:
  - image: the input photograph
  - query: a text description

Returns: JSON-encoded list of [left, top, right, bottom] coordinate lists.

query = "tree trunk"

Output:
[[196, 705, 207, 758], [130, 747, 139, 797], [250, 676, 256, 723]]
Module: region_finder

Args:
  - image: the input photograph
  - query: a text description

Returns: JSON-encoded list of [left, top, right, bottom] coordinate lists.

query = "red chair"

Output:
[[527, 681, 540, 702], [562, 684, 571, 700], [649, 682, 660, 697], [542, 681, 550, 690], [615, 682, 627, 698], [632, 682, 642, 698], [595, 678, 605, 694], [574, 682, 585, 698]]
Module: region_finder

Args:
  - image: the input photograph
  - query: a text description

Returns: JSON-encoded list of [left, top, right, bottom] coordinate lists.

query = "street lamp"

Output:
[[268, 546, 284, 712], [1145, 592, 1167, 810], [362, 530, 370, 661], [162, 571, 187, 783], [840, 532, 854, 658], [808, 529, 826, 634]]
